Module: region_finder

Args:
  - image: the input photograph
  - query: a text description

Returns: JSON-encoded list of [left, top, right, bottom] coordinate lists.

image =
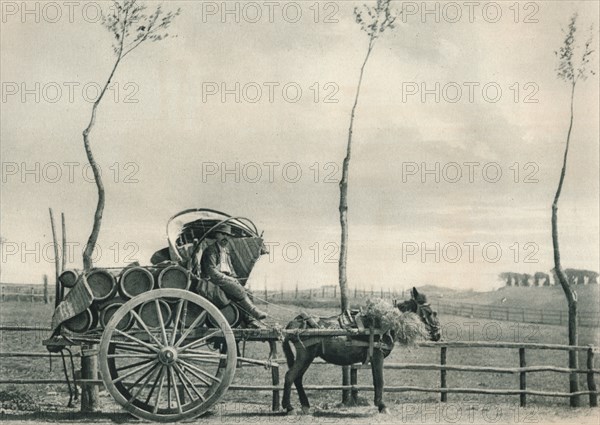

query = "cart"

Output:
[[43, 209, 379, 421]]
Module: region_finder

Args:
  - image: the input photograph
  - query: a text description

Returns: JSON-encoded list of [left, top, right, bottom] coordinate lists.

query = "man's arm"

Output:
[[201, 245, 240, 287]]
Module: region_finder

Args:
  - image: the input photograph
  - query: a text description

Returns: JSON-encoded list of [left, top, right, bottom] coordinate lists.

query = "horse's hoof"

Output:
[[379, 406, 390, 414], [284, 407, 294, 415], [301, 406, 311, 415]]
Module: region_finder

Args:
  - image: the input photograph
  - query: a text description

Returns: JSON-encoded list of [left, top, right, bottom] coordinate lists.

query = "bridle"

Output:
[[398, 298, 440, 339]]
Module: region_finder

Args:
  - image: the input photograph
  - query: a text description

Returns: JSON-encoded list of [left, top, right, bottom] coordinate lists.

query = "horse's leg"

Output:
[[371, 349, 388, 413], [294, 345, 318, 413], [282, 362, 298, 412], [282, 342, 307, 413]]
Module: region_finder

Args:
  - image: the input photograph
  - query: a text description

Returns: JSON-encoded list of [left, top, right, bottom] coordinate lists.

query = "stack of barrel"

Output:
[[58, 264, 191, 333]]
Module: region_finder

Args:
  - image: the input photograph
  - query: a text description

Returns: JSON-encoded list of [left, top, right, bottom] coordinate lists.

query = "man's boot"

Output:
[[236, 295, 267, 320]]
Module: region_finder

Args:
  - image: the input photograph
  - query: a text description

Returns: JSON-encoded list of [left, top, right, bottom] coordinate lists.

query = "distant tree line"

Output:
[[499, 269, 599, 287]]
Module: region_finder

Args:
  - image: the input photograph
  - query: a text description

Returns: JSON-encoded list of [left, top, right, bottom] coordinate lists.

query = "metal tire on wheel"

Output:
[[99, 289, 237, 422]]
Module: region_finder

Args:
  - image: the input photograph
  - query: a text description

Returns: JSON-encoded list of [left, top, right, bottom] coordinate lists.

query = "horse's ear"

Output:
[[411, 287, 419, 299]]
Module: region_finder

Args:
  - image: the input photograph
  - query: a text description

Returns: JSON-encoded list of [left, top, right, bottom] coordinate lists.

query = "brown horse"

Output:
[[281, 287, 441, 414]]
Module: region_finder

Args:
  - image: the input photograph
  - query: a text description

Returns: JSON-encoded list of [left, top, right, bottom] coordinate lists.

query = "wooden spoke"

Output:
[[144, 365, 164, 405], [178, 328, 219, 351], [174, 311, 208, 347], [152, 366, 167, 414], [126, 365, 161, 406], [173, 363, 205, 402], [155, 299, 169, 346], [125, 362, 159, 394], [107, 353, 156, 359], [115, 359, 156, 373], [181, 358, 221, 366], [177, 362, 212, 387], [114, 360, 158, 384], [169, 366, 183, 414], [182, 348, 226, 356], [179, 350, 227, 360], [166, 363, 172, 409], [179, 301, 189, 340], [110, 341, 154, 354], [115, 329, 160, 353], [129, 309, 164, 348], [179, 359, 221, 384], [170, 300, 184, 345]]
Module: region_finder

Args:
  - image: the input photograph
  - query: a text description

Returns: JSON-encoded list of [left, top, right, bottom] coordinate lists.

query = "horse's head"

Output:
[[397, 287, 441, 341]]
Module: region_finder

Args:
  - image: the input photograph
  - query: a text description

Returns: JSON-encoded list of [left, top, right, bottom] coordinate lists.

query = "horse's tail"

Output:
[[282, 337, 295, 368]]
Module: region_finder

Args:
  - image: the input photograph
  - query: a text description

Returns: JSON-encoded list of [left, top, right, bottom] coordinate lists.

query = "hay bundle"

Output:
[[362, 298, 429, 345]]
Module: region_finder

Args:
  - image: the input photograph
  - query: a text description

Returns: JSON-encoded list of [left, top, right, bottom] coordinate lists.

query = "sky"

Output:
[[1, 0, 599, 292]]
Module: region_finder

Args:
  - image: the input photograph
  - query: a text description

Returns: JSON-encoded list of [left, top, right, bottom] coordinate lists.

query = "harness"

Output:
[[290, 311, 394, 365]]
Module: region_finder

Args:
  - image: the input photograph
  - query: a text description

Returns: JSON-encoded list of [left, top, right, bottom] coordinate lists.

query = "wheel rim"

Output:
[[99, 289, 237, 422]]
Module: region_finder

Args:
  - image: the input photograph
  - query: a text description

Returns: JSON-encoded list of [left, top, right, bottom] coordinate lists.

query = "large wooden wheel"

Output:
[[99, 289, 237, 422]]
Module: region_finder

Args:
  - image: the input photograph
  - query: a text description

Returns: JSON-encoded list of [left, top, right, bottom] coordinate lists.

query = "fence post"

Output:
[[342, 366, 351, 405], [354, 287, 357, 298], [440, 346, 447, 402], [264, 286, 268, 302], [30, 287, 35, 303], [588, 347, 598, 407], [522, 308, 525, 322], [81, 344, 99, 412], [271, 364, 280, 411], [322, 287, 325, 298], [350, 365, 358, 404], [1, 286, 4, 302], [295, 282, 298, 299], [43, 275, 49, 304], [505, 306, 509, 321], [519, 348, 526, 407]]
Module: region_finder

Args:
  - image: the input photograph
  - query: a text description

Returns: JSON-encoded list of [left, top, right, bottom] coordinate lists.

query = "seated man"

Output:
[[200, 223, 267, 324]]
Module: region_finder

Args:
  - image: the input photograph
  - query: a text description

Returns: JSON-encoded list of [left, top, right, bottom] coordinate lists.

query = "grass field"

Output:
[[1, 297, 598, 416]]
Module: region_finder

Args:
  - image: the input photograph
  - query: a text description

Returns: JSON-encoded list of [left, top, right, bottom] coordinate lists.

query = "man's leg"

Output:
[[217, 279, 267, 320]]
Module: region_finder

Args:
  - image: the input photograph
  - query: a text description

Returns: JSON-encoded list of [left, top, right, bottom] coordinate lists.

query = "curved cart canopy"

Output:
[[166, 208, 261, 263]]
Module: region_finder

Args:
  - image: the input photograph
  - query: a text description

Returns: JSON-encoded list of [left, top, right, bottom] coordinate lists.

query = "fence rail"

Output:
[[0, 327, 597, 410], [432, 300, 599, 328]]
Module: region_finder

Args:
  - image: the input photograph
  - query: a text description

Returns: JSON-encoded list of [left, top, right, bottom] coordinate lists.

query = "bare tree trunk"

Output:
[[81, 47, 124, 271], [552, 82, 580, 407], [339, 37, 374, 312]]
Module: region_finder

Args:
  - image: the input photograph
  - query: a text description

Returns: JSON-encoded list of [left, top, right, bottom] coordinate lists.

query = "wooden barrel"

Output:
[[63, 308, 98, 333], [158, 265, 190, 290], [137, 299, 172, 329], [180, 301, 207, 328], [208, 303, 240, 328], [99, 302, 134, 331], [87, 268, 117, 301], [119, 267, 154, 299], [59, 269, 79, 288]]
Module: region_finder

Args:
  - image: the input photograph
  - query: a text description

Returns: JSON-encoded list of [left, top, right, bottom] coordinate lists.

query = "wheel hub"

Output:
[[158, 347, 178, 365]]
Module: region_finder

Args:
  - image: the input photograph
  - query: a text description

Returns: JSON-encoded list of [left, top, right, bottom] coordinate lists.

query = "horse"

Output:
[[281, 287, 441, 414]]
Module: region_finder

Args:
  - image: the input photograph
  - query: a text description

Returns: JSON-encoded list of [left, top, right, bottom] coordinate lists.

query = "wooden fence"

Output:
[[261, 287, 599, 328], [432, 301, 599, 328], [0, 280, 52, 304], [0, 323, 597, 411]]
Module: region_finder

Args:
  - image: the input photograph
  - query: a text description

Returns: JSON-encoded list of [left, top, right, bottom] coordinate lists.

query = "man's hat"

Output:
[[214, 223, 235, 237]]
